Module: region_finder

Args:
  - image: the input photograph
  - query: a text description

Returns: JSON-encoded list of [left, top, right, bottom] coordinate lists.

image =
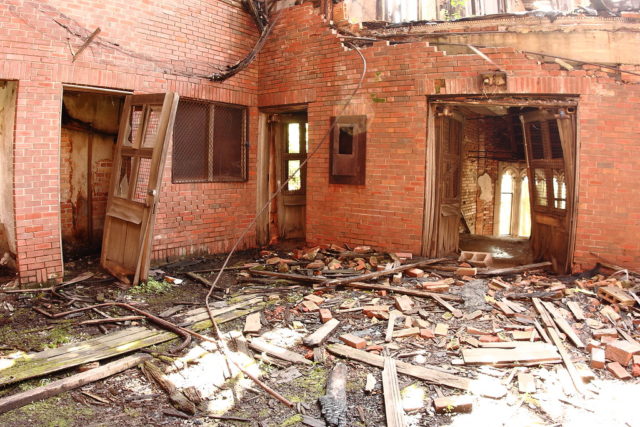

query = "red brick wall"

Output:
[[0, 0, 260, 284], [258, 4, 640, 271]]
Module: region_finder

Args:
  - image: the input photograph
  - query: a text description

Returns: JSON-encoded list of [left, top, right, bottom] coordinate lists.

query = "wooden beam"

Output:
[[476, 262, 552, 276], [72, 28, 101, 62], [249, 338, 312, 365], [344, 282, 463, 302], [323, 258, 449, 286]]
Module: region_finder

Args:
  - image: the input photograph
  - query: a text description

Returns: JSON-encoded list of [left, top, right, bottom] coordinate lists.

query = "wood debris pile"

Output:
[[1, 244, 640, 425]]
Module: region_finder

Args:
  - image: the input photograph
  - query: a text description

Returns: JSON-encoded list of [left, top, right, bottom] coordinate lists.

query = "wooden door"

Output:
[[520, 110, 575, 273], [274, 113, 307, 240], [433, 111, 464, 256], [100, 93, 179, 285]]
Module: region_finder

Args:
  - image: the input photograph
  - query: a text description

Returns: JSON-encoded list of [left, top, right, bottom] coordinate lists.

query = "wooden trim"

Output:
[[256, 112, 270, 246]]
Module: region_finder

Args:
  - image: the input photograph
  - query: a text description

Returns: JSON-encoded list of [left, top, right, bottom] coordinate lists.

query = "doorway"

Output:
[[423, 97, 578, 273], [257, 109, 308, 245], [59, 89, 125, 260], [0, 80, 17, 273]]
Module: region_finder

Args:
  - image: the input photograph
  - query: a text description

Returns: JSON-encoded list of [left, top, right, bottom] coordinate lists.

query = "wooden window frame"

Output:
[[172, 99, 248, 184], [523, 119, 566, 216], [329, 115, 367, 185]]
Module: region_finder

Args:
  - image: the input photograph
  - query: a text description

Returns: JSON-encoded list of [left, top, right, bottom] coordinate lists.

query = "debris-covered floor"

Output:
[[1, 245, 640, 426]]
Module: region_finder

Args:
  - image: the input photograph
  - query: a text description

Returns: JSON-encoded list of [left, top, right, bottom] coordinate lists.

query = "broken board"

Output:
[[327, 344, 506, 398], [0, 298, 265, 387], [461, 342, 561, 366]]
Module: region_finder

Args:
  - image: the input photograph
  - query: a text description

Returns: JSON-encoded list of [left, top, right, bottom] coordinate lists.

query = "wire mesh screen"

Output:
[[134, 157, 152, 203], [172, 99, 247, 183], [142, 107, 161, 148]]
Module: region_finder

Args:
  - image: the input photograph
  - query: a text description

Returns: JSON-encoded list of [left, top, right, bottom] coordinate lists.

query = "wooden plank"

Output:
[[0, 353, 151, 414], [477, 262, 552, 276], [0, 304, 263, 387], [430, 293, 463, 318], [462, 343, 561, 366], [344, 282, 463, 302], [566, 301, 585, 321], [249, 338, 312, 365], [382, 357, 406, 427], [303, 319, 340, 347], [176, 297, 263, 324], [541, 301, 585, 348], [532, 297, 555, 328], [385, 310, 401, 343], [326, 344, 506, 398], [547, 328, 587, 395]]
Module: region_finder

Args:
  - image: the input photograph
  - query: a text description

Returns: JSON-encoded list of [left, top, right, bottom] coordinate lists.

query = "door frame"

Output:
[[423, 95, 580, 272], [256, 104, 308, 246]]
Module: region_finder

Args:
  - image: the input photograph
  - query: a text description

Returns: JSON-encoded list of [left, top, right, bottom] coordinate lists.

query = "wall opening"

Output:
[[0, 80, 17, 274], [60, 89, 125, 261], [425, 96, 577, 272], [257, 106, 308, 246]]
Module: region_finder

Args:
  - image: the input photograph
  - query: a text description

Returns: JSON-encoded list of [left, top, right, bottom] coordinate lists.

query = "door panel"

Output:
[[101, 93, 179, 285], [433, 111, 464, 256], [521, 109, 575, 273], [273, 113, 307, 240]]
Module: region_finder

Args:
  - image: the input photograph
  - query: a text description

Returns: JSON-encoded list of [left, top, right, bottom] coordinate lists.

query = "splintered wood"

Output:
[[382, 357, 407, 427], [462, 343, 562, 366]]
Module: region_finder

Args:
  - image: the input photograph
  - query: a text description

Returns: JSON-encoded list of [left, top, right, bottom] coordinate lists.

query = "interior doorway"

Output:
[[59, 89, 125, 260], [424, 97, 578, 273], [257, 108, 308, 245]]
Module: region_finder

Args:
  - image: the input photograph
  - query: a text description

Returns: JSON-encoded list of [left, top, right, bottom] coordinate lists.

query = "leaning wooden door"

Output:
[[433, 111, 464, 256], [520, 109, 575, 273], [274, 113, 307, 240], [101, 93, 179, 285]]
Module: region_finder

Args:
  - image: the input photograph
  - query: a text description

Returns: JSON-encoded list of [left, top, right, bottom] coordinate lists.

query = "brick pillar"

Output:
[[13, 81, 63, 285]]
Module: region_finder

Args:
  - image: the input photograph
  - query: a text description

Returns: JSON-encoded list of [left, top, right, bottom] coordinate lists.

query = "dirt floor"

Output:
[[1, 246, 639, 426]]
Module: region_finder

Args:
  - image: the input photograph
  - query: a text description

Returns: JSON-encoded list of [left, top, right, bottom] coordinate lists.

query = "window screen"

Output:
[[172, 99, 247, 183]]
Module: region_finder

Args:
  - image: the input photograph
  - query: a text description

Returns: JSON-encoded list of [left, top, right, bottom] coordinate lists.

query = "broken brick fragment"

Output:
[[419, 328, 435, 339], [366, 344, 384, 353], [433, 396, 473, 414], [405, 268, 424, 278], [301, 300, 320, 312], [605, 340, 640, 366], [319, 308, 333, 323], [340, 333, 367, 349], [607, 361, 631, 380], [394, 295, 414, 313], [591, 347, 606, 369]]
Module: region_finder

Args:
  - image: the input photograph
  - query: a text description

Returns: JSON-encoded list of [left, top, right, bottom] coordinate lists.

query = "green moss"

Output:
[[0, 394, 94, 427], [129, 278, 173, 295], [288, 365, 327, 402], [370, 93, 386, 103], [280, 414, 303, 426], [0, 317, 76, 352]]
